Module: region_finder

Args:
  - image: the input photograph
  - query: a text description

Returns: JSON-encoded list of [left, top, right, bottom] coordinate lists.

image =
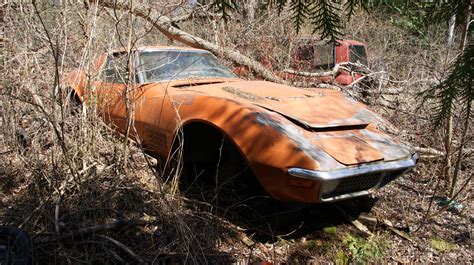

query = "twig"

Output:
[[99, 235, 146, 264], [426, 173, 473, 220]]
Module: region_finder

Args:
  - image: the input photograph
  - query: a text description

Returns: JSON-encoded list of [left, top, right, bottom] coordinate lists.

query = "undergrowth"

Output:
[[1, 1, 472, 264]]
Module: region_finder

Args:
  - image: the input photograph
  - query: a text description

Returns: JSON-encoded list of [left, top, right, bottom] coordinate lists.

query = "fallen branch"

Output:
[[336, 206, 374, 237], [283, 66, 340, 77], [415, 146, 444, 157], [414, 146, 474, 161], [380, 219, 415, 243], [35, 216, 159, 244], [283, 62, 370, 78], [358, 213, 415, 243], [96, 0, 283, 83]]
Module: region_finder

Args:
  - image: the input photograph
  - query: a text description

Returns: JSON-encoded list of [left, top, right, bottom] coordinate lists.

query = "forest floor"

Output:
[[1, 134, 472, 263], [1, 4, 472, 263]]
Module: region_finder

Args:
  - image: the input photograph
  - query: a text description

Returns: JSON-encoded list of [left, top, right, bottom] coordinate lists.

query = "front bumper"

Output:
[[288, 153, 418, 202]]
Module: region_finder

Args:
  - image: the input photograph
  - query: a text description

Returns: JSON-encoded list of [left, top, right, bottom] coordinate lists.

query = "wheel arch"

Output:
[[162, 96, 319, 201], [171, 119, 268, 196], [179, 119, 251, 164]]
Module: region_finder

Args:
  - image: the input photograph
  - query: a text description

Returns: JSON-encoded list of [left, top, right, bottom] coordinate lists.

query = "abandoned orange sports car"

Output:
[[65, 46, 418, 204]]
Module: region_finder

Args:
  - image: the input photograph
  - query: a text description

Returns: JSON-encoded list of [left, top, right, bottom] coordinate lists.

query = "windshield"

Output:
[[291, 40, 335, 71], [137, 50, 237, 83], [349, 45, 367, 66]]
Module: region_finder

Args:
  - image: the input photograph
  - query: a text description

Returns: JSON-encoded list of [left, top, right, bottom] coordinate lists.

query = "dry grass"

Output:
[[1, 1, 472, 264]]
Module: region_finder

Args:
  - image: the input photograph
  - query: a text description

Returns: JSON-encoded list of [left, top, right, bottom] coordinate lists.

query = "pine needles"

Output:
[[212, 0, 368, 39], [422, 42, 473, 128]]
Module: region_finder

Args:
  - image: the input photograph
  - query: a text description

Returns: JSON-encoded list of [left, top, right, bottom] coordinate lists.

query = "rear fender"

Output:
[[64, 69, 86, 99], [63, 54, 107, 100]]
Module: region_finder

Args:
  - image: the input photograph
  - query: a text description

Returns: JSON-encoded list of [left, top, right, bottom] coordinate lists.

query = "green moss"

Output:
[[342, 233, 388, 263], [335, 250, 349, 265], [431, 238, 457, 253], [322, 226, 337, 236], [305, 239, 332, 253]]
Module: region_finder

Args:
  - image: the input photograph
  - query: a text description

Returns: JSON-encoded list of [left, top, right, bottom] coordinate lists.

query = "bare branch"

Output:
[[96, 0, 284, 83]]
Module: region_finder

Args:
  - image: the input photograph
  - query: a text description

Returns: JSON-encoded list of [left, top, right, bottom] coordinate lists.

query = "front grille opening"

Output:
[[322, 172, 382, 199], [379, 169, 406, 187]]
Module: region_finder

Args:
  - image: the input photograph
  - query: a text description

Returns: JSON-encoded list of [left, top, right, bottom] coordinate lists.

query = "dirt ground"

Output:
[[1, 3, 472, 263], [1, 135, 472, 264]]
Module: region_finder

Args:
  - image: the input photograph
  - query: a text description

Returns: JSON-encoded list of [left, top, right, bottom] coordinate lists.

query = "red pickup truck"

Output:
[[235, 37, 368, 86]]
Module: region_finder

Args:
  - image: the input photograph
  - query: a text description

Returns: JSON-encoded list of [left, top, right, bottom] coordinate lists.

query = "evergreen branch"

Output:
[[345, 0, 367, 19], [290, 0, 311, 33], [210, 0, 236, 22], [421, 42, 473, 128], [309, 0, 341, 40]]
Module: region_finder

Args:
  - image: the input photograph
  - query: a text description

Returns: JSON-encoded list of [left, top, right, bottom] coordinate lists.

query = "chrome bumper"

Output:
[[288, 154, 418, 202]]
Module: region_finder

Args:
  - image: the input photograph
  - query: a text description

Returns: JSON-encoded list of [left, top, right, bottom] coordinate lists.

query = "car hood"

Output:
[[167, 79, 413, 166], [174, 80, 387, 130]]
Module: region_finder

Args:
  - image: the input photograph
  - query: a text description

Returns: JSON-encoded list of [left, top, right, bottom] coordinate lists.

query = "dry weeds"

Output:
[[0, 1, 472, 264]]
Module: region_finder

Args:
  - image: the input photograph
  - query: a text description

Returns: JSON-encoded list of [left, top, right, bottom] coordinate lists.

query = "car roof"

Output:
[[109, 45, 208, 54], [337, 39, 366, 46], [294, 36, 366, 46]]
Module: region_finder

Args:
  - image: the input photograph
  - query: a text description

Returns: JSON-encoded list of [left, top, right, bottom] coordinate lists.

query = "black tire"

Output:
[[0, 226, 33, 265]]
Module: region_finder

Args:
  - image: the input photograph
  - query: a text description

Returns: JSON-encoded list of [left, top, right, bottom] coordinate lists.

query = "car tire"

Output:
[[0, 225, 33, 265]]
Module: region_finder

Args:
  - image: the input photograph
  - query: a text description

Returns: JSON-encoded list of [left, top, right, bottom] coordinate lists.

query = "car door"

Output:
[[131, 50, 173, 156], [99, 52, 139, 134]]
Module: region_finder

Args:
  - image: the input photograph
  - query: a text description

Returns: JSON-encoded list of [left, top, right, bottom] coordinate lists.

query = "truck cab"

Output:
[[233, 37, 368, 86], [289, 37, 368, 85]]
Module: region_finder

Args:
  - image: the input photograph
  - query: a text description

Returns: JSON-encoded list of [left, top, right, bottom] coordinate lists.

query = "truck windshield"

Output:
[[349, 45, 367, 66], [137, 50, 237, 83], [292, 41, 334, 71]]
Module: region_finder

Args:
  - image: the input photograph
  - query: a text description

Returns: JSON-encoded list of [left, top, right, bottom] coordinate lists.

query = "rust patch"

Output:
[[247, 112, 341, 169], [222, 86, 264, 102]]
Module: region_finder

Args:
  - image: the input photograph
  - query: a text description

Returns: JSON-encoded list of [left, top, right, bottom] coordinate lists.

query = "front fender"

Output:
[[173, 95, 327, 201]]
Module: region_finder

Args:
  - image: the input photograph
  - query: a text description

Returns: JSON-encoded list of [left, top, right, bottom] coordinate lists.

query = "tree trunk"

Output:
[[459, 4, 471, 50], [96, 0, 284, 83], [447, 14, 456, 45], [449, 107, 470, 197], [450, 3, 472, 196], [443, 116, 453, 182], [443, 13, 455, 183], [244, 0, 257, 21]]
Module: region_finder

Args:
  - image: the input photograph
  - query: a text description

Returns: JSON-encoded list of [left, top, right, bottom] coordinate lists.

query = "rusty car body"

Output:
[[65, 46, 417, 203]]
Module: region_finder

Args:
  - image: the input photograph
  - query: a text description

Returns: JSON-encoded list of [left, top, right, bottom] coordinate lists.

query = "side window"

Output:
[[296, 45, 314, 61], [102, 53, 131, 84], [349, 45, 368, 66]]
